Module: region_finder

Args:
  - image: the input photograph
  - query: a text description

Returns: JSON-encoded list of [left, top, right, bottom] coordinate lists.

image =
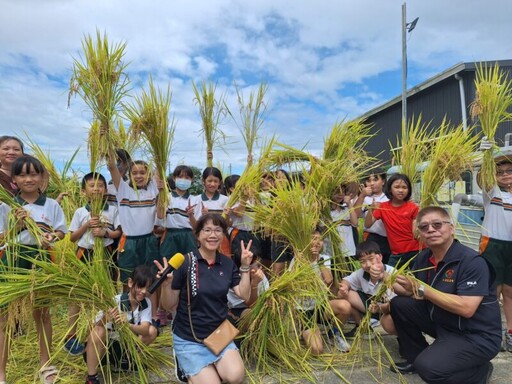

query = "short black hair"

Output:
[[173, 165, 194, 178], [130, 265, 155, 288], [355, 240, 382, 259], [81, 172, 107, 189], [275, 169, 291, 184], [116, 148, 132, 164], [224, 174, 240, 192], [384, 173, 412, 201], [416, 206, 451, 223], [194, 213, 228, 238], [202, 167, 223, 182], [365, 172, 386, 182], [12, 155, 45, 176], [0, 136, 24, 152]]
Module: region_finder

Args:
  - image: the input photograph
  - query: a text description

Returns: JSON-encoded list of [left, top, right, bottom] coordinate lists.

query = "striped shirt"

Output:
[[482, 186, 512, 241], [116, 179, 158, 236]]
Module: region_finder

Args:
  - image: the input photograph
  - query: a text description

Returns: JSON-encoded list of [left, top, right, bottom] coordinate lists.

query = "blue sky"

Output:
[[1, 0, 512, 176]]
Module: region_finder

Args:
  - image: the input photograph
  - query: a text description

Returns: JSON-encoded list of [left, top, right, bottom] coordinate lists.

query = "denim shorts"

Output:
[[172, 332, 238, 377]]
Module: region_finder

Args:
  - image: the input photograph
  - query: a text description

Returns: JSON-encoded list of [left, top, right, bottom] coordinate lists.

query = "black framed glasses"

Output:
[[496, 168, 512, 176], [417, 221, 452, 233]]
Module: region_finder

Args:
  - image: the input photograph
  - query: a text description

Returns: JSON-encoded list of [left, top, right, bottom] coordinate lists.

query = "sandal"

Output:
[[39, 365, 58, 384]]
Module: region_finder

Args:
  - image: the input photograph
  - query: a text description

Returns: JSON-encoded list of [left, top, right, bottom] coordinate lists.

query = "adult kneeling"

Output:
[[390, 206, 501, 384]]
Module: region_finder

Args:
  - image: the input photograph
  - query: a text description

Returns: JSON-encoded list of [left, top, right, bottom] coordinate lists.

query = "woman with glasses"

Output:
[[156, 213, 252, 384]]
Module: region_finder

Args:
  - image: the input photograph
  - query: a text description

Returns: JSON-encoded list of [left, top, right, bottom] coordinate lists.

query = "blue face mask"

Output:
[[175, 178, 192, 191]]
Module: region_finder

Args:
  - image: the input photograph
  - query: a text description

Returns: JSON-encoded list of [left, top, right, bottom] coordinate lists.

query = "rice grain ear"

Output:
[[226, 82, 268, 167], [124, 76, 174, 214], [192, 80, 227, 167], [69, 29, 130, 163], [420, 120, 478, 208], [471, 63, 512, 191], [391, 115, 432, 186]]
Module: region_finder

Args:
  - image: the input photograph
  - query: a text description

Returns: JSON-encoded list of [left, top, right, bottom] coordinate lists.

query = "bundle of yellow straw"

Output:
[[470, 63, 512, 191]]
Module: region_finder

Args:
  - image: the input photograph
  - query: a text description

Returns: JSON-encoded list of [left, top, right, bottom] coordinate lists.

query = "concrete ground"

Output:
[[144, 325, 512, 384]]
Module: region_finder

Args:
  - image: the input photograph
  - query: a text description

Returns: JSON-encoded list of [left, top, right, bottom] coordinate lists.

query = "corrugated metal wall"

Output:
[[363, 64, 512, 166]]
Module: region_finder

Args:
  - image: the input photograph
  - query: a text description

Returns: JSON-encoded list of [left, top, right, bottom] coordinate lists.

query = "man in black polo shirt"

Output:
[[389, 206, 501, 384]]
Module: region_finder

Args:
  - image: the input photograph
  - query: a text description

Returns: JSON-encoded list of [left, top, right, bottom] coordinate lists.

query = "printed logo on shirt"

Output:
[[442, 269, 455, 283], [466, 281, 478, 287], [219, 271, 224, 276]]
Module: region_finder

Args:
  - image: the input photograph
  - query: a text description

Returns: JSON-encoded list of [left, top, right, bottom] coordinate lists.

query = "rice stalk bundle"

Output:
[[124, 76, 175, 212], [69, 30, 130, 161], [0, 246, 169, 383], [240, 257, 349, 382], [420, 120, 478, 207], [323, 118, 374, 162], [192, 80, 227, 167], [0, 187, 47, 251], [87, 120, 105, 171], [470, 63, 512, 191], [251, 180, 320, 256], [391, 116, 432, 185], [116, 119, 140, 156], [24, 137, 83, 222], [263, 142, 318, 168], [225, 137, 278, 211], [227, 83, 268, 166]]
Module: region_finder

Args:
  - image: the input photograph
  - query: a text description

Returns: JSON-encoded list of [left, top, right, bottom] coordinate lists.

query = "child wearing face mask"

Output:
[[157, 165, 200, 262]]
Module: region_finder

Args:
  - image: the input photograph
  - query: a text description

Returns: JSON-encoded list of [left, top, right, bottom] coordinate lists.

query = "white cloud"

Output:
[[1, 0, 512, 175]]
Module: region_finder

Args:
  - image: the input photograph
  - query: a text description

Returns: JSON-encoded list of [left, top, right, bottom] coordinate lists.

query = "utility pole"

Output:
[[401, 2, 419, 135]]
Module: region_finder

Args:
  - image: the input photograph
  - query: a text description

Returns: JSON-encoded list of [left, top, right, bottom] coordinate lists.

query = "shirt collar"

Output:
[[202, 192, 220, 201], [85, 201, 109, 212], [196, 251, 222, 265], [15, 193, 46, 206], [172, 190, 190, 199], [362, 270, 383, 284]]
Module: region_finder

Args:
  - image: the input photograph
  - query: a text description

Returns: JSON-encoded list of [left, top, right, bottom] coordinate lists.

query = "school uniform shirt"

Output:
[[0, 202, 8, 233], [482, 186, 512, 241], [290, 254, 331, 311], [343, 264, 397, 300], [331, 206, 356, 257], [116, 179, 158, 236], [69, 203, 120, 249], [362, 193, 388, 236], [227, 274, 269, 309], [413, 240, 501, 356], [96, 293, 152, 341], [172, 250, 241, 341], [12, 195, 67, 245], [372, 200, 419, 254], [229, 201, 255, 231], [196, 192, 228, 217], [106, 183, 118, 206], [161, 191, 200, 229]]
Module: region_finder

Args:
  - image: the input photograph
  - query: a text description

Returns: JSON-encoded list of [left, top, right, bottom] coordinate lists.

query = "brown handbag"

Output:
[[186, 253, 239, 355]]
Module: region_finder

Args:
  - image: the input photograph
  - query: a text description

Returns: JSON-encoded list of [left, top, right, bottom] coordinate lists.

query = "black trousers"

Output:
[[390, 296, 493, 384]]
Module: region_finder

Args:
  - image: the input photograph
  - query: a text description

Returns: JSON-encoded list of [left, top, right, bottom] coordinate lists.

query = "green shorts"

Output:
[[481, 237, 512, 286], [1, 246, 48, 270], [159, 228, 197, 263], [118, 234, 160, 282]]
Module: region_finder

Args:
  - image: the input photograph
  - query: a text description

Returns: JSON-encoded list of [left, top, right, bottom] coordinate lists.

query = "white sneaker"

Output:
[[331, 333, 350, 353]]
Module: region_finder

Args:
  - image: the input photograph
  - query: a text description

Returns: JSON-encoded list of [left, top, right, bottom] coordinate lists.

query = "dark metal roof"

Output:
[[359, 60, 512, 120]]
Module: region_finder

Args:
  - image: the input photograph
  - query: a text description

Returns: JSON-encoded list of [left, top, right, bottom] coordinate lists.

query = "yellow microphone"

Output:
[[148, 253, 185, 294]]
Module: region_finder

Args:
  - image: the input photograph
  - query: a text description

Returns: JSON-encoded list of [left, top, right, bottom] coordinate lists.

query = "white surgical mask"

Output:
[[175, 178, 192, 191]]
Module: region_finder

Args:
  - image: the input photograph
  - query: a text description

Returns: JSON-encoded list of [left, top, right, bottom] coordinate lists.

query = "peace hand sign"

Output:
[[240, 239, 254, 267], [186, 198, 197, 217]]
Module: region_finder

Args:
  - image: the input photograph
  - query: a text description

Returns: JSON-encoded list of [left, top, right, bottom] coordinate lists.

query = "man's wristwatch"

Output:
[[417, 284, 425, 298]]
